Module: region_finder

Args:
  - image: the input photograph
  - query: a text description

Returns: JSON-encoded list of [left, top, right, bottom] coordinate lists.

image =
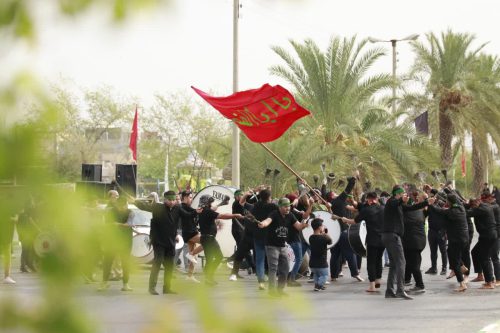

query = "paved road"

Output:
[[2, 242, 500, 333]]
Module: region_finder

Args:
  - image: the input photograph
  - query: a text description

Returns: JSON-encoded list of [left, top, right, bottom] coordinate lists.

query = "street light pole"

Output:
[[368, 34, 419, 113], [231, 0, 240, 188], [391, 40, 397, 113]]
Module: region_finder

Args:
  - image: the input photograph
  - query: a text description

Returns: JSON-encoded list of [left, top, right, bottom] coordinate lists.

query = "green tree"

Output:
[[462, 54, 500, 194], [409, 30, 486, 170], [267, 35, 437, 189]]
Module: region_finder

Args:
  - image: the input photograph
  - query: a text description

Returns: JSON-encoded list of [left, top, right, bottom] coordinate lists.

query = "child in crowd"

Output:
[[309, 218, 332, 291]]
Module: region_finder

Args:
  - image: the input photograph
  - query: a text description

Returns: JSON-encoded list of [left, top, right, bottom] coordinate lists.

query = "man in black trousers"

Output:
[[136, 190, 180, 295], [382, 185, 429, 300]]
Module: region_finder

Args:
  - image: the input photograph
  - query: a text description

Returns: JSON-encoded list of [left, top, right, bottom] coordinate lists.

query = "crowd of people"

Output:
[[2, 177, 500, 302]]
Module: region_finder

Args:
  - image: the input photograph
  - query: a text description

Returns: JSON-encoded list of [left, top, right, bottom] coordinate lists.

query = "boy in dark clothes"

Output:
[[309, 218, 332, 291]]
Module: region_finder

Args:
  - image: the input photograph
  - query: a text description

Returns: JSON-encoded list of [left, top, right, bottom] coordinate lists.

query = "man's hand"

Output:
[[428, 197, 436, 205]]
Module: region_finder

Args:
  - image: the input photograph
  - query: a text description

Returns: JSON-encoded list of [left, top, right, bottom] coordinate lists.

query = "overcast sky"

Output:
[[3, 0, 500, 107]]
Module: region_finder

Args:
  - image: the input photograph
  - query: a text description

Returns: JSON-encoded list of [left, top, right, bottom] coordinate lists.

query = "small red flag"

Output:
[[461, 149, 466, 177], [129, 107, 138, 162], [192, 84, 311, 143]]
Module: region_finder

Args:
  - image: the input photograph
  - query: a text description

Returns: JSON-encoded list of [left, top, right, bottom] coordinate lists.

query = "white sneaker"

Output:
[[325, 280, 331, 285], [229, 274, 237, 281], [3, 276, 16, 284], [185, 275, 201, 283], [186, 253, 198, 264], [354, 275, 365, 282]]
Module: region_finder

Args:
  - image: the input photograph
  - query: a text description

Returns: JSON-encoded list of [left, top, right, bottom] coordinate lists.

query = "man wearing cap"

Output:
[[258, 197, 309, 296], [382, 185, 429, 300], [197, 194, 243, 286], [135, 190, 181, 295]]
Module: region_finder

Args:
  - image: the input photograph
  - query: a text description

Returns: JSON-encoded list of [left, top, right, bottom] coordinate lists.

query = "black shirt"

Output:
[[429, 204, 469, 244], [355, 203, 384, 247], [266, 210, 297, 247], [382, 197, 428, 236], [250, 201, 278, 241], [232, 200, 253, 230], [198, 207, 220, 236], [179, 203, 199, 236], [402, 209, 426, 250], [309, 234, 332, 268], [467, 203, 497, 240], [135, 201, 179, 249]]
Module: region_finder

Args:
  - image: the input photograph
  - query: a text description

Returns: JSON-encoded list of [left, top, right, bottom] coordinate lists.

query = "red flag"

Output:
[[461, 148, 466, 177], [129, 107, 138, 162], [192, 84, 311, 143]]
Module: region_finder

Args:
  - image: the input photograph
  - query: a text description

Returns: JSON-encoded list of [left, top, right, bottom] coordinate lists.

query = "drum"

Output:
[[348, 220, 367, 257], [33, 232, 57, 257], [191, 185, 237, 257], [303, 210, 341, 249], [131, 233, 154, 264]]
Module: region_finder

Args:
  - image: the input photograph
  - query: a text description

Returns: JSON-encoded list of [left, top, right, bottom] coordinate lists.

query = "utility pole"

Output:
[[231, 0, 240, 188]]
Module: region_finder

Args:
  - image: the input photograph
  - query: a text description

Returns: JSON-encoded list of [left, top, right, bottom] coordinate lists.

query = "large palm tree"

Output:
[[409, 30, 486, 170], [265, 35, 436, 188], [462, 54, 500, 194]]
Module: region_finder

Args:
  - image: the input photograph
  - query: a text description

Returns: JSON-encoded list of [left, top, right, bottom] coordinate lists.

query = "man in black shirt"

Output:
[[229, 190, 256, 281], [342, 191, 384, 292], [258, 197, 307, 296], [425, 189, 448, 275], [250, 189, 278, 290], [135, 190, 181, 295], [467, 197, 498, 289], [428, 194, 469, 292], [197, 195, 243, 286], [382, 185, 429, 300]]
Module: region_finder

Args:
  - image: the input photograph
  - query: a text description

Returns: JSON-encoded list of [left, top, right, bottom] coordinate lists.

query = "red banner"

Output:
[[129, 107, 138, 162], [192, 84, 311, 143]]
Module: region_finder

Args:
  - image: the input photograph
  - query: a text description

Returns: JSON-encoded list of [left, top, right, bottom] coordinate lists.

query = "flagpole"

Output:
[[231, 0, 241, 188], [259, 143, 331, 208]]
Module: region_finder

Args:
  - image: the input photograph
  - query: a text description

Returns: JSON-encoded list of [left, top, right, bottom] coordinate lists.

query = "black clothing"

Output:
[[467, 203, 497, 240], [149, 245, 174, 291], [179, 203, 199, 241], [428, 205, 469, 244], [354, 203, 384, 247], [427, 206, 446, 231], [404, 248, 424, 288], [198, 207, 220, 237], [382, 198, 428, 236], [309, 234, 332, 268], [448, 241, 468, 283], [402, 209, 426, 250], [135, 201, 179, 250], [490, 203, 500, 236], [330, 177, 356, 232], [471, 238, 496, 283], [250, 202, 278, 241], [428, 229, 448, 270], [366, 245, 384, 282], [201, 235, 223, 281], [266, 210, 297, 248]]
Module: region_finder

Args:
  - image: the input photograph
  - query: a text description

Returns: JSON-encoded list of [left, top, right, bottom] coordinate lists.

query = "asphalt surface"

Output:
[[2, 240, 500, 333]]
